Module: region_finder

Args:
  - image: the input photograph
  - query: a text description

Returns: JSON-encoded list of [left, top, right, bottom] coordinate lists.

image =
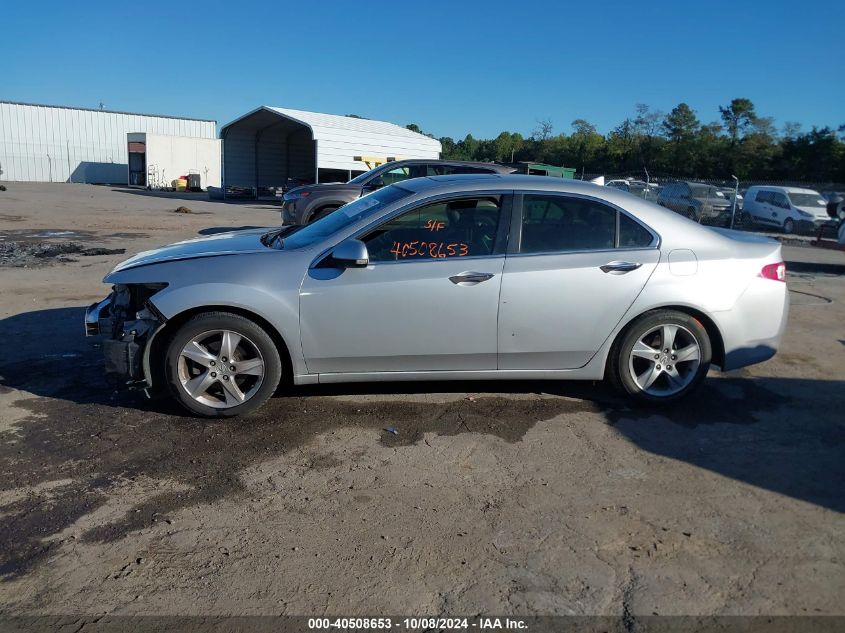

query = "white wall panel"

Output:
[[0, 102, 216, 183]]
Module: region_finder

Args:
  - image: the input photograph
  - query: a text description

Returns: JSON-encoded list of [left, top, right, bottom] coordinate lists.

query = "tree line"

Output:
[[406, 99, 845, 184]]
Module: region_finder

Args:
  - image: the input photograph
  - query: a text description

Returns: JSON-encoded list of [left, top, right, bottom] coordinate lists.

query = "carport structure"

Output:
[[220, 107, 441, 195]]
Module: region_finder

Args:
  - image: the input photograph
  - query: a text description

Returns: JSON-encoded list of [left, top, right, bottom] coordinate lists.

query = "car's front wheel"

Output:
[[164, 312, 282, 417], [309, 206, 339, 223], [741, 211, 754, 228], [608, 310, 711, 403], [783, 218, 795, 234]]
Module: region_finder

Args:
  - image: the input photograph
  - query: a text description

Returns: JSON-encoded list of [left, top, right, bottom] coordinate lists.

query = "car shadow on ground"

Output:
[[109, 188, 281, 211], [0, 305, 843, 579]]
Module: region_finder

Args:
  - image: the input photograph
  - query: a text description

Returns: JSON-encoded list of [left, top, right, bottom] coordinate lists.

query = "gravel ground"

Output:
[[0, 183, 843, 618]]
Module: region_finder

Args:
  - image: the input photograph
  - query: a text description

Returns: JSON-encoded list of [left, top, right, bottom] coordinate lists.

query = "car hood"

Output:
[[109, 228, 273, 273], [796, 205, 829, 219]]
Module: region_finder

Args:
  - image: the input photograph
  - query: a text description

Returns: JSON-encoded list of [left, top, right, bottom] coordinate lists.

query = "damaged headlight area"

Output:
[[84, 283, 167, 387]]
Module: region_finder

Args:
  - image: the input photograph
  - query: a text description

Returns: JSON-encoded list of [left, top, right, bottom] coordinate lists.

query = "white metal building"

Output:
[[0, 101, 216, 184], [220, 107, 441, 190], [127, 133, 222, 190]]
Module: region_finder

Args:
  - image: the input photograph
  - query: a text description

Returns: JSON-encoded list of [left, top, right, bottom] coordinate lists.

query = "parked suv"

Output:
[[281, 160, 515, 225], [657, 181, 731, 224], [742, 186, 829, 234]]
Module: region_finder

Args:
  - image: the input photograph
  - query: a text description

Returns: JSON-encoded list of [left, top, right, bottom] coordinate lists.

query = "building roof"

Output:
[[221, 106, 441, 151], [0, 100, 216, 123]]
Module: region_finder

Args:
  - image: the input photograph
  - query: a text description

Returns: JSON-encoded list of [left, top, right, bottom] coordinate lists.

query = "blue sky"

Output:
[[3, 1, 843, 139]]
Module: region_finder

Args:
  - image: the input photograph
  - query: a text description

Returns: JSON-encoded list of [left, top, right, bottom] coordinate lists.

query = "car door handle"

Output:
[[600, 261, 642, 274], [449, 272, 495, 285]]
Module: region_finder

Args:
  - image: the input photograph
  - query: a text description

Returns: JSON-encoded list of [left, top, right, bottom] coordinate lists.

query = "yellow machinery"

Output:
[[353, 155, 402, 170]]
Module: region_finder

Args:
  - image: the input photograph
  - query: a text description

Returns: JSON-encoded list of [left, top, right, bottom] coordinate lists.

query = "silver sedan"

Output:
[[85, 175, 789, 417]]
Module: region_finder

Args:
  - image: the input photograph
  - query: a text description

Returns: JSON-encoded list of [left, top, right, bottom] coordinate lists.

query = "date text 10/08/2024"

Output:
[[307, 617, 528, 630]]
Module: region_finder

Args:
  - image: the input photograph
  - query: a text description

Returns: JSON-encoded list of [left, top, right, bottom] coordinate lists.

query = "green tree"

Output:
[[719, 98, 758, 143], [663, 103, 700, 176], [569, 119, 604, 175]]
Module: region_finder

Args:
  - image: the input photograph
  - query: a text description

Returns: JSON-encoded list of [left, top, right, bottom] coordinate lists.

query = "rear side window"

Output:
[[755, 190, 771, 203], [520, 194, 646, 253], [619, 213, 654, 248]]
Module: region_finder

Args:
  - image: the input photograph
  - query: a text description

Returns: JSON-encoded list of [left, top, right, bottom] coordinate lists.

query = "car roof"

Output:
[[390, 158, 513, 173], [398, 174, 636, 197], [746, 185, 820, 194]]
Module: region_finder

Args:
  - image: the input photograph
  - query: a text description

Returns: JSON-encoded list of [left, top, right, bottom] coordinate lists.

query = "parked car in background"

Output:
[[656, 181, 731, 224], [86, 174, 788, 417], [281, 160, 515, 225], [742, 186, 830, 234], [718, 187, 744, 211], [606, 179, 659, 202], [822, 192, 845, 221]]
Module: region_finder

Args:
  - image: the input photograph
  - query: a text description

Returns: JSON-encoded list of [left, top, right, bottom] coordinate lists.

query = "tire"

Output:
[[164, 311, 282, 417], [309, 206, 339, 223], [607, 310, 712, 404], [783, 218, 795, 234], [685, 207, 697, 221], [741, 211, 754, 228]]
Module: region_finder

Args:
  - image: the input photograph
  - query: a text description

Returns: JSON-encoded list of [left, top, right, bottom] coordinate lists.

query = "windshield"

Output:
[[279, 185, 413, 249], [690, 185, 718, 198], [348, 163, 390, 185], [788, 192, 825, 207]]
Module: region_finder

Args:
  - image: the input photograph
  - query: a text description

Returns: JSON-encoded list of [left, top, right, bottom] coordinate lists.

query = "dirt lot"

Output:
[[0, 183, 843, 617]]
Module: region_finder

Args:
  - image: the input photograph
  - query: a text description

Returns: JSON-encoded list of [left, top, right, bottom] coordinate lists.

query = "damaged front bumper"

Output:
[[84, 284, 167, 388]]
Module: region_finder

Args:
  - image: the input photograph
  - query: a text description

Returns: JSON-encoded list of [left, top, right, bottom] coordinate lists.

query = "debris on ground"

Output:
[[174, 206, 193, 214], [384, 426, 399, 435], [0, 241, 125, 267], [0, 185, 7, 192]]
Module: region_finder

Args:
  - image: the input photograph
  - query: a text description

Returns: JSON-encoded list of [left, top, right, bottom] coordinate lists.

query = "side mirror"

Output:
[[366, 177, 385, 190], [331, 239, 369, 267]]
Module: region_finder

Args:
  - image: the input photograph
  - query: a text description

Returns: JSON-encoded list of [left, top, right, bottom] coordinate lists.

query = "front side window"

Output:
[[771, 192, 789, 208], [362, 196, 503, 262], [519, 194, 654, 253]]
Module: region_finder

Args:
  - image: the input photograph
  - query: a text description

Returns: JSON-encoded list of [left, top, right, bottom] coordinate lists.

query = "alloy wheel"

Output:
[[627, 324, 701, 397], [177, 329, 265, 409]]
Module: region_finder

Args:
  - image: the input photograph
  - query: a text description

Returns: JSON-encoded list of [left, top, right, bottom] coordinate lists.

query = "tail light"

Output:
[[760, 262, 786, 282]]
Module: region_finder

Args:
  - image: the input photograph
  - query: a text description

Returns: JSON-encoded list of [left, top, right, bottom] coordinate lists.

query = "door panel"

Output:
[[300, 258, 505, 373], [498, 249, 660, 369]]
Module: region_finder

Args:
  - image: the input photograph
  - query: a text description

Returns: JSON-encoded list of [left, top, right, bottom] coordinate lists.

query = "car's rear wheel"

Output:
[[164, 312, 282, 417], [783, 218, 795, 234], [608, 310, 711, 403]]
